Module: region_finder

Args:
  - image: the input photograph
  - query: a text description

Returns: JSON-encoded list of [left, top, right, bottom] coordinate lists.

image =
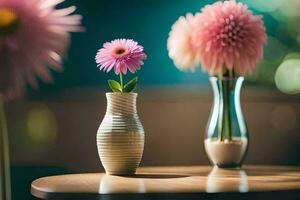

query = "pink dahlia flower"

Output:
[[167, 13, 200, 71], [0, 0, 82, 100], [95, 39, 147, 75], [193, 0, 267, 75]]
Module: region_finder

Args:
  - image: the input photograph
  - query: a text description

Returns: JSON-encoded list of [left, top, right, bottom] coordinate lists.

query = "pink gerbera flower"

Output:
[[0, 0, 82, 100], [192, 0, 267, 75], [95, 39, 147, 75]]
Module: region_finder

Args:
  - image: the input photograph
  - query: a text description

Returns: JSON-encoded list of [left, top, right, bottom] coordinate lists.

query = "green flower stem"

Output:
[[0, 99, 11, 200], [119, 73, 124, 92], [217, 74, 223, 141], [217, 76, 233, 141], [223, 79, 232, 141]]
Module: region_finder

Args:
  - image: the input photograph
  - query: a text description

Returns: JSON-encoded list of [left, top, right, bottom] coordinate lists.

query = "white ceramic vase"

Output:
[[97, 93, 144, 175]]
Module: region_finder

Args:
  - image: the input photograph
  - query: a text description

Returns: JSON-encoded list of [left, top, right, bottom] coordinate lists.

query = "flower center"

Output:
[[115, 48, 125, 54], [0, 7, 20, 35], [215, 14, 246, 48], [113, 47, 128, 57]]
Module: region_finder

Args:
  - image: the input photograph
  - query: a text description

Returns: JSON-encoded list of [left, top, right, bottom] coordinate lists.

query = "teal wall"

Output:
[[31, 0, 299, 94], [53, 0, 213, 90]]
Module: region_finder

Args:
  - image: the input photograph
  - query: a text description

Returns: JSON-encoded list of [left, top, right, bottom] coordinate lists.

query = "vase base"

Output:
[[105, 171, 136, 176], [97, 132, 144, 178], [204, 138, 248, 167], [215, 164, 242, 169]]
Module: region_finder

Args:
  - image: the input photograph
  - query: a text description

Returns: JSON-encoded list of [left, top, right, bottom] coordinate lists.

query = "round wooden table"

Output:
[[31, 165, 300, 200]]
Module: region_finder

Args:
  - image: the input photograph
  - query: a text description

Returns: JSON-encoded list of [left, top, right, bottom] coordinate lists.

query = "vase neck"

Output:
[[209, 76, 245, 141], [106, 93, 137, 115], [210, 76, 244, 100]]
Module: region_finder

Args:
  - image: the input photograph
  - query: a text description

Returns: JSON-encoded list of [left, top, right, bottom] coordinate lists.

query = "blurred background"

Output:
[[4, 0, 300, 199]]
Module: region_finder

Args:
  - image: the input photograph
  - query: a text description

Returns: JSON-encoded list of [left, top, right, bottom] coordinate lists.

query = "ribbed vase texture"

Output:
[[97, 93, 144, 175]]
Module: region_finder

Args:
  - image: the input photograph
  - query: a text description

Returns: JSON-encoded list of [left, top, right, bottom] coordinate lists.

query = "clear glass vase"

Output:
[[205, 76, 248, 168]]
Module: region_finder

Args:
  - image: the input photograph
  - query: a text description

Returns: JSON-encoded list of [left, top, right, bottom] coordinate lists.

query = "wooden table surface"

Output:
[[31, 165, 300, 200]]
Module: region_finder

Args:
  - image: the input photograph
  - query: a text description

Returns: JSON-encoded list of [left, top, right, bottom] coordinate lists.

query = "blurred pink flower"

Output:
[[167, 13, 200, 71], [193, 0, 266, 75], [95, 39, 147, 75], [0, 0, 82, 100]]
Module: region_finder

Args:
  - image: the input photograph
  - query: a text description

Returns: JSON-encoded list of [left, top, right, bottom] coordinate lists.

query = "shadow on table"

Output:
[[121, 174, 189, 179]]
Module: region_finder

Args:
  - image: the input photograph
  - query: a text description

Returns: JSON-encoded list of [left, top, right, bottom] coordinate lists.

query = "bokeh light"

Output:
[[240, 0, 300, 91], [277, 0, 300, 18], [275, 58, 300, 94], [26, 104, 57, 146], [240, 0, 284, 12], [283, 52, 300, 61]]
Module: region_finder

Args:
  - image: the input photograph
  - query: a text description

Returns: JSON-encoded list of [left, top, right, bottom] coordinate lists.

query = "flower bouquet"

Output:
[[167, 0, 266, 167]]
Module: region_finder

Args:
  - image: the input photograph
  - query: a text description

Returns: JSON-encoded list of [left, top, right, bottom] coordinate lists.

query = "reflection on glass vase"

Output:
[[205, 76, 248, 168], [206, 167, 248, 193]]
